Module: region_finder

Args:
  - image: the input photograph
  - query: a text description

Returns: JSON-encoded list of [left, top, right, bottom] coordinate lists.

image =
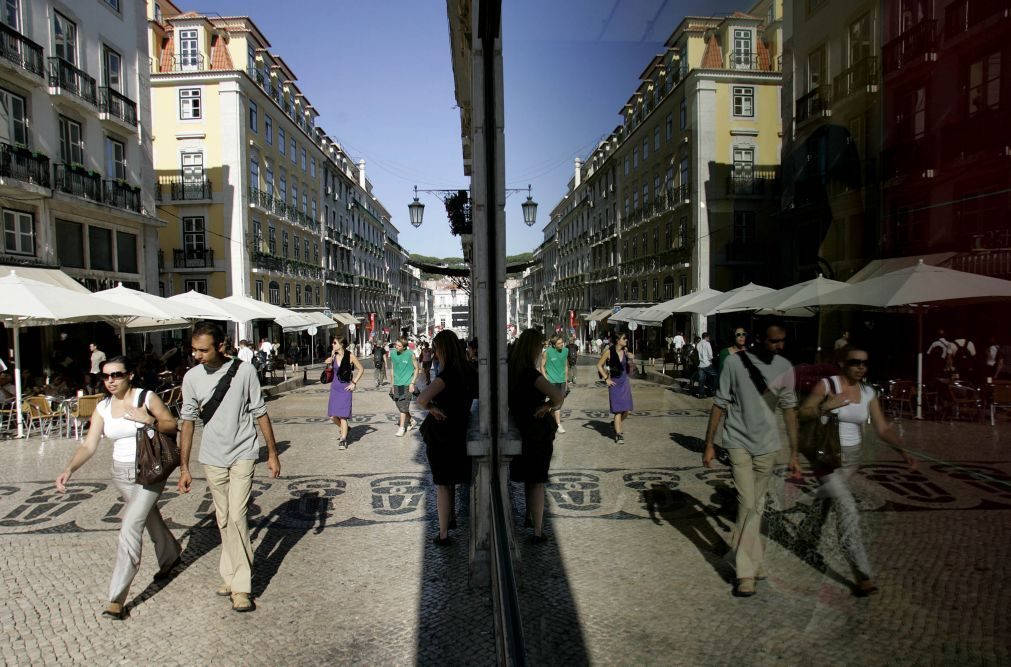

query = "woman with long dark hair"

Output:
[[55, 356, 181, 620], [417, 330, 477, 544], [508, 328, 564, 542], [326, 335, 363, 450], [596, 331, 634, 443]]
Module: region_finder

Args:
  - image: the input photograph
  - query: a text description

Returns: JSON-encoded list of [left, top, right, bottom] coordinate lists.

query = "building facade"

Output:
[[1, 0, 159, 290]]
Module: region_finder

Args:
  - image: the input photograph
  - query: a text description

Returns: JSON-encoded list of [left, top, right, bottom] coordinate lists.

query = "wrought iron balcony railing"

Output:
[[103, 179, 141, 212], [726, 168, 780, 196], [99, 87, 138, 126], [725, 51, 780, 72], [795, 85, 831, 124], [48, 57, 97, 105], [833, 56, 878, 101], [1, 143, 50, 187], [173, 248, 214, 268], [945, 0, 1010, 38], [162, 54, 205, 73], [157, 175, 212, 200], [53, 164, 101, 201], [883, 19, 938, 74], [0, 21, 44, 78]]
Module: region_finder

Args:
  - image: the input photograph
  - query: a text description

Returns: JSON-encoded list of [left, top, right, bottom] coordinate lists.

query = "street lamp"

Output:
[[408, 184, 537, 228], [408, 186, 425, 228], [520, 184, 538, 227]]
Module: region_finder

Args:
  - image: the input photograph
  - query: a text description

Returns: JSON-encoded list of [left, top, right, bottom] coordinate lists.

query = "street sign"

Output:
[[307, 326, 318, 337], [348, 323, 356, 335], [628, 321, 639, 331]]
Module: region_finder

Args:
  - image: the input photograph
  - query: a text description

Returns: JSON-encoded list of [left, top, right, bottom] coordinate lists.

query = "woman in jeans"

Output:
[[55, 356, 181, 620], [799, 344, 917, 596]]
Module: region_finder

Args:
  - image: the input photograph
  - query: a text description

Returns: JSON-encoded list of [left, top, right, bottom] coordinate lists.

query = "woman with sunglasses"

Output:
[[799, 344, 916, 597], [55, 356, 181, 620], [719, 327, 749, 370], [596, 332, 634, 444]]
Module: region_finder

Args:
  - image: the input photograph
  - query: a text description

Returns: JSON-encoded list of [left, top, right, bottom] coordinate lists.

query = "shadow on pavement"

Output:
[[348, 424, 378, 447], [642, 486, 734, 583], [257, 440, 291, 462], [581, 419, 613, 438], [250, 494, 323, 598], [127, 512, 220, 613], [670, 431, 705, 454]]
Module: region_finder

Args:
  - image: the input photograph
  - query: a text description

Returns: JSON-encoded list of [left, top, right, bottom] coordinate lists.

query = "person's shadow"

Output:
[[347, 424, 377, 446], [250, 493, 325, 598], [581, 419, 613, 438], [642, 485, 735, 583], [670, 431, 705, 454], [257, 440, 291, 462]]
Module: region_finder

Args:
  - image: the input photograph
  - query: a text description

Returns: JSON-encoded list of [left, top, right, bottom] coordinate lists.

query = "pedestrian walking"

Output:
[[508, 329, 564, 543], [693, 332, 716, 398], [421, 342, 434, 384], [55, 356, 182, 620], [539, 335, 569, 433], [417, 330, 478, 544], [89, 342, 107, 375], [567, 335, 579, 385], [236, 340, 255, 364], [702, 319, 800, 598], [372, 341, 387, 387], [596, 332, 634, 444], [326, 335, 364, 449], [718, 327, 749, 369], [798, 344, 916, 597], [388, 337, 420, 437], [177, 322, 280, 613]]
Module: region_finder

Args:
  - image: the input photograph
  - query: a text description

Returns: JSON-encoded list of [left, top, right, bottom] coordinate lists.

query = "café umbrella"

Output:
[[93, 284, 193, 354], [0, 272, 149, 438]]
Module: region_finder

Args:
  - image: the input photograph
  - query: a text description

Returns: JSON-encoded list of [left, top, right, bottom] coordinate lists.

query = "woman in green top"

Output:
[[538, 335, 569, 433], [718, 327, 749, 371]]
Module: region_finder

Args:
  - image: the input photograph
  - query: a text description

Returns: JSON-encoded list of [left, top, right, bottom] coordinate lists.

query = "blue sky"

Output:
[[199, 1, 732, 256]]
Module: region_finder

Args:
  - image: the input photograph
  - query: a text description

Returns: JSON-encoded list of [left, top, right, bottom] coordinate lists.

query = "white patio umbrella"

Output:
[[790, 260, 1011, 418], [0, 272, 149, 438], [93, 284, 193, 354], [221, 295, 314, 331], [168, 290, 264, 322], [731, 275, 849, 313], [682, 283, 775, 316], [636, 288, 725, 326]]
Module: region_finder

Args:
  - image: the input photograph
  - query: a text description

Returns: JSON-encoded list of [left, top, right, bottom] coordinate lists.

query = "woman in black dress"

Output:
[[508, 329, 565, 542], [417, 330, 477, 545]]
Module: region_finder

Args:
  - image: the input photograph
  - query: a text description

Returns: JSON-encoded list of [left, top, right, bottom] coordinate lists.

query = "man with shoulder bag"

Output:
[[703, 319, 800, 598], [177, 322, 281, 613]]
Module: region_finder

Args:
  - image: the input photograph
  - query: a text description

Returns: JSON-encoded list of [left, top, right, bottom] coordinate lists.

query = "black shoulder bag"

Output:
[[135, 389, 181, 485], [200, 359, 243, 425]]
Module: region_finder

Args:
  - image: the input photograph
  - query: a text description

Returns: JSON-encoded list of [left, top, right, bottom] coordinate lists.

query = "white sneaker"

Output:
[[408, 419, 418, 431], [557, 424, 566, 434], [396, 427, 406, 437]]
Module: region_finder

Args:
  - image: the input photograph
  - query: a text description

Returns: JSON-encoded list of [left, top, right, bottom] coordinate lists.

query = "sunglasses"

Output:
[[735, 332, 748, 337], [99, 371, 129, 380], [844, 359, 869, 367]]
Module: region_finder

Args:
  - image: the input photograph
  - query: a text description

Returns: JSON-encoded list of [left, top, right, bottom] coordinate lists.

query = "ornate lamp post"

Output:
[[408, 184, 537, 229]]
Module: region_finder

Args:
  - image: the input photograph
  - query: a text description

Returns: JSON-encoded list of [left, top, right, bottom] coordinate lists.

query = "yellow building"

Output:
[[146, 1, 396, 338]]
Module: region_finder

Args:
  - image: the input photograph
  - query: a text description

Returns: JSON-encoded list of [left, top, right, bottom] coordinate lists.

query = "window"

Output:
[[105, 136, 126, 180], [663, 276, 674, 299], [104, 0, 120, 12], [252, 219, 262, 249], [679, 217, 689, 248], [184, 279, 207, 294], [279, 173, 287, 202], [679, 156, 690, 186], [179, 89, 201, 119], [733, 146, 755, 179], [679, 99, 687, 129], [633, 147, 639, 169], [732, 29, 753, 69], [89, 226, 113, 271], [184, 216, 206, 253], [248, 101, 257, 132], [255, 280, 263, 301], [624, 156, 629, 176], [290, 138, 296, 163], [181, 152, 203, 196], [265, 115, 273, 144], [306, 239, 311, 260], [733, 211, 756, 243], [300, 147, 306, 171], [643, 137, 649, 161], [3, 209, 33, 255], [53, 12, 77, 65], [314, 242, 319, 263], [268, 223, 276, 254], [849, 13, 873, 65], [968, 51, 1001, 116], [116, 231, 137, 273], [56, 219, 84, 267], [283, 283, 290, 305], [664, 220, 672, 248], [654, 126, 660, 151], [103, 46, 122, 92], [282, 230, 289, 257], [293, 234, 300, 260], [247, 43, 256, 72], [295, 282, 302, 305], [291, 182, 298, 208], [2, 0, 20, 30], [310, 157, 316, 178], [178, 29, 199, 71], [279, 127, 286, 154], [808, 46, 826, 90], [0, 87, 28, 147], [652, 278, 659, 299], [311, 199, 317, 222], [679, 274, 687, 296], [733, 86, 755, 117], [58, 116, 83, 165], [305, 285, 312, 305], [302, 192, 307, 214], [264, 164, 274, 195], [898, 87, 926, 138], [269, 281, 280, 305], [642, 182, 649, 205]]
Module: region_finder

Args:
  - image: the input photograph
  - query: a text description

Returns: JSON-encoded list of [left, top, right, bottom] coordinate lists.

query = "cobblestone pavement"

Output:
[[1, 358, 1009, 665]]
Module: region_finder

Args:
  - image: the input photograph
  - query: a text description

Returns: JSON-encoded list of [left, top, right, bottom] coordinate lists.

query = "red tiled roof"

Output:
[[701, 34, 722, 68], [210, 35, 233, 70], [757, 39, 771, 70], [160, 35, 174, 72]]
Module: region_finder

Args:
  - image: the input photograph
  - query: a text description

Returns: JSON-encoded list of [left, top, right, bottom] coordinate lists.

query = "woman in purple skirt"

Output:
[[596, 332, 634, 444], [326, 335, 363, 449]]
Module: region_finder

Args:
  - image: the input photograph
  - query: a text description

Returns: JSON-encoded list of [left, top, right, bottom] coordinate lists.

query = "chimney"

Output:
[[574, 158, 582, 188], [358, 159, 366, 188]]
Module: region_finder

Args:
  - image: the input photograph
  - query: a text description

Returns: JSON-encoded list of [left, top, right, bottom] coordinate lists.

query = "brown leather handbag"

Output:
[[135, 389, 181, 485]]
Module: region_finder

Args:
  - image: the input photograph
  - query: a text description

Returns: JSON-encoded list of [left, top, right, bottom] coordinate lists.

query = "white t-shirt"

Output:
[[697, 339, 713, 367], [824, 376, 874, 448], [96, 388, 151, 463], [237, 346, 254, 364], [673, 335, 685, 350], [259, 341, 273, 355]]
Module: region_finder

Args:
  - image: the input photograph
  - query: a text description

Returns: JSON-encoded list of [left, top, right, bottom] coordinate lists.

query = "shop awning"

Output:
[[332, 312, 359, 325], [585, 308, 614, 322]]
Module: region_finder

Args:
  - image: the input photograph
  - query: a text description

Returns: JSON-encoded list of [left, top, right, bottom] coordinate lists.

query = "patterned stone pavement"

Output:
[[1, 359, 1009, 665]]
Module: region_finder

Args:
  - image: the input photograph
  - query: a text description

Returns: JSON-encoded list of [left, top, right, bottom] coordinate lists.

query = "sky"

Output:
[[198, 0, 736, 256]]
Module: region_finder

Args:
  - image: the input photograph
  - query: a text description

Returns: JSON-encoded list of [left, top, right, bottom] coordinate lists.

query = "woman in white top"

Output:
[[55, 356, 181, 620], [800, 344, 916, 597]]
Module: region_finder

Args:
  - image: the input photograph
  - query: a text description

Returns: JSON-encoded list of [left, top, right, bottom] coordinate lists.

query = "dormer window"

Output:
[[733, 28, 753, 69]]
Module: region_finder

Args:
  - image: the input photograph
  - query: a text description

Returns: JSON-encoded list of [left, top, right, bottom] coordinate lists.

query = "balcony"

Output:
[[157, 175, 212, 201], [795, 85, 831, 125], [53, 163, 101, 202], [99, 87, 138, 127], [833, 56, 878, 102], [47, 57, 97, 107], [940, 108, 1010, 162], [103, 180, 141, 213], [1, 143, 50, 188], [883, 20, 937, 75], [724, 51, 780, 72], [156, 54, 205, 73], [726, 168, 780, 197], [173, 248, 214, 268], [945, 0, 1010, 39], [0, 21, 44, 81]]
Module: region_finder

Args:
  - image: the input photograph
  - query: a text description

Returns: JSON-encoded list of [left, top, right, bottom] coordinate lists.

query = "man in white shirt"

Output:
[[693, 332, 715, 398], [89, 343, 106, 374], [673, 331, 686, 369], [236, 340, 255, 364]]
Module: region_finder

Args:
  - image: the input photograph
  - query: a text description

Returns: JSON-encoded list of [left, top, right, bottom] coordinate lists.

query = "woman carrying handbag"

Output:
[[799, 344, 916, 597], [325, 335, 363, 450], [55, 356, 181, 620]]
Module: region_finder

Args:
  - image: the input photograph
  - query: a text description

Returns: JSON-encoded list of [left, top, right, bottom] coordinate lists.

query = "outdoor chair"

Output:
[[944, 382, 984, 423], [989, 381, 1011, 426], [68, 394, 104, 440], [22, 396, 63, 439], [885, 380, 916, 420], [0, 397, 18, 434], [158, 386, 182, 418]]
